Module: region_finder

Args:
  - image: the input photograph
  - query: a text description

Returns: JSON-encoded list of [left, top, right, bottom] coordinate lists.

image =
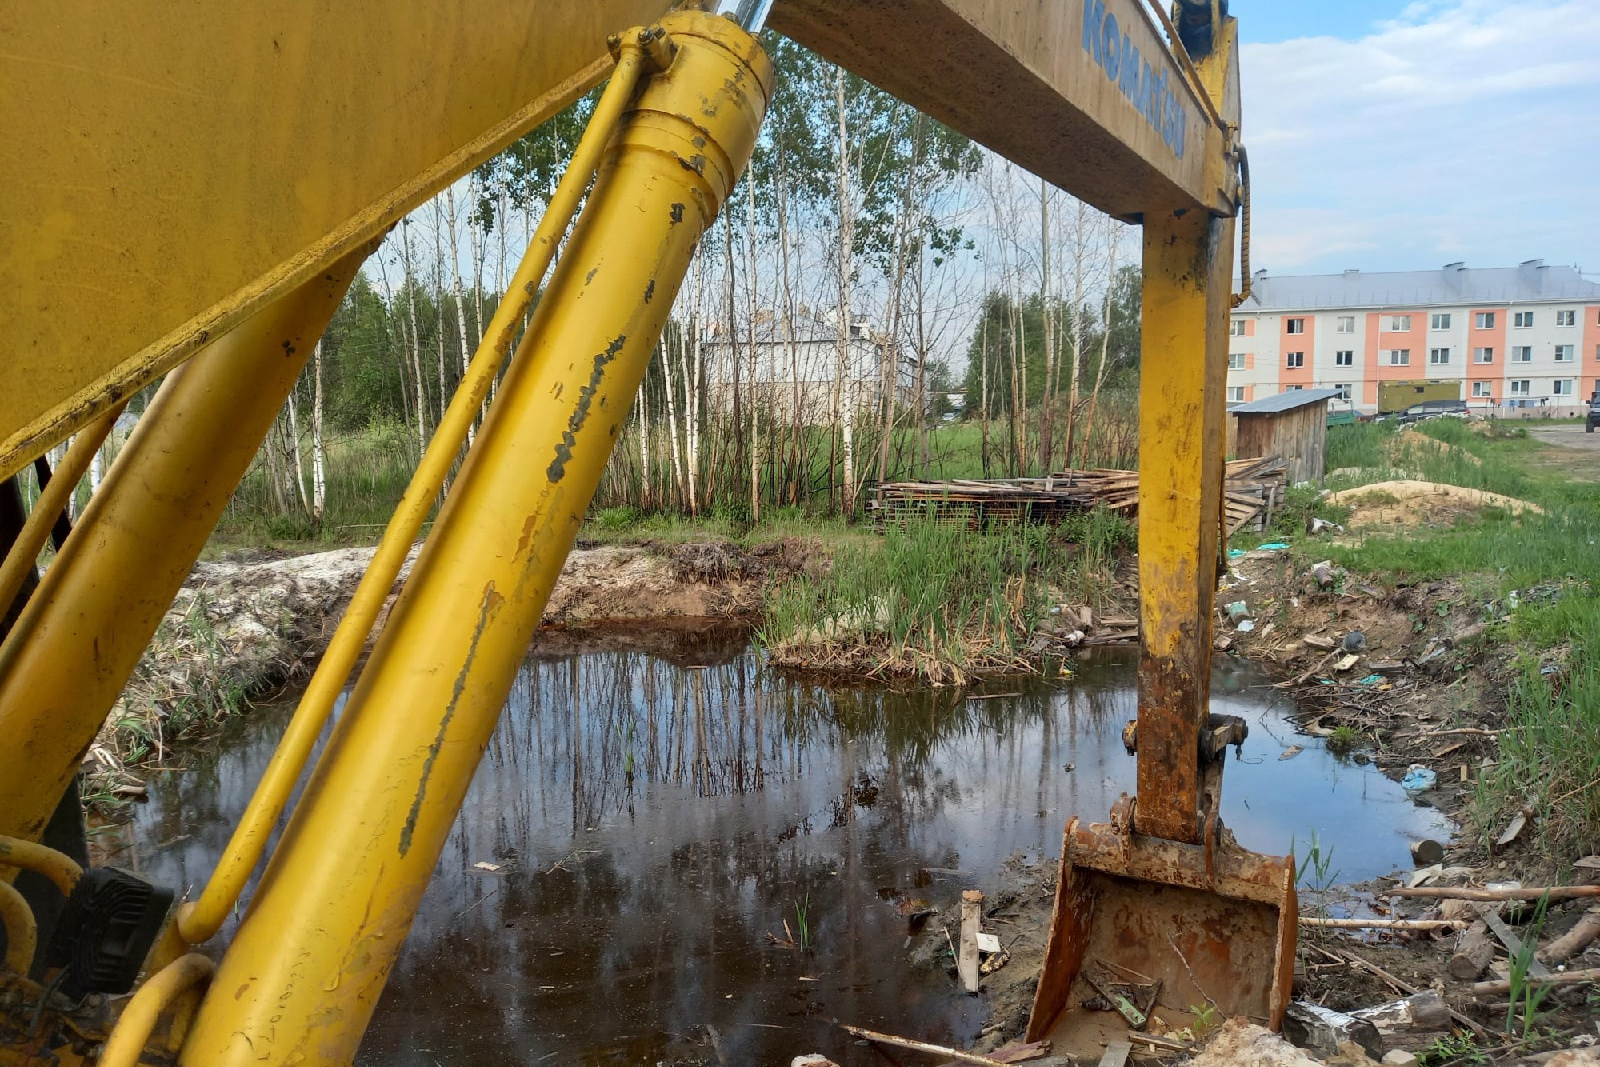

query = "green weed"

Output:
[[1505, 893, 1553, 1036], [793, 894, 812, 951]]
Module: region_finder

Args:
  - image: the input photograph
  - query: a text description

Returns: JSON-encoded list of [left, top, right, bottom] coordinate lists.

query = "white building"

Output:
[[1228, 261, 1600, 416]]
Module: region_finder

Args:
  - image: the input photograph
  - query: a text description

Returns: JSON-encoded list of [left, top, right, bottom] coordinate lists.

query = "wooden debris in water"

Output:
[[959, 889, 984, 993]]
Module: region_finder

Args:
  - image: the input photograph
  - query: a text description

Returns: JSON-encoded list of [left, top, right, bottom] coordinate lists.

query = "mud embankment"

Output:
[[92, 539, 815, 786]]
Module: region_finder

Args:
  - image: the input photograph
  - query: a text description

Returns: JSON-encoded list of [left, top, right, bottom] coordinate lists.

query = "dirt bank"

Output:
[[90, 539, 815, 790]]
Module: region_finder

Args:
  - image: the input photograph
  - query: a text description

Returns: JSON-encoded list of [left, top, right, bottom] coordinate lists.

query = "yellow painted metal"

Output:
[[0, 0, 678, 482], [0, 883, 33, 975], [0, 248, 367, 845], [177, 15, 770, 1064], [0, 836, 83, 897], [98, 955, 215, 1067], [172, 33, 658, 950], [770, 0, 1222, 220], [0, 402, 126, 624], [1131, 12, 1240, 844]]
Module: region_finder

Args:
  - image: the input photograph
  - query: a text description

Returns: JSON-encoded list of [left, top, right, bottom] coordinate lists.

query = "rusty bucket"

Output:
[[1025, 715, 1297, 1057]]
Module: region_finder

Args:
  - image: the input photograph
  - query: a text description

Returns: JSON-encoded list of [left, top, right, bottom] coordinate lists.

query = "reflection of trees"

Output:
[[477, 643, 1145, 840]]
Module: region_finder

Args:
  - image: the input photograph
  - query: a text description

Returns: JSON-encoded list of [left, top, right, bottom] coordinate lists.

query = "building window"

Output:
[[1556, 344, 1575, 362], [1386, 349, 1411, 366], [1431, 313, 1451, 329], [1229, 319, 1246, 336], [1510, 379, 1531, 396], [1472, 381, 1492, 398], [1474, 347, 1494, 364], [1475, 311, 1496, 329], [1388, 315, 1411, 331], [1556, 310, 1576, 326], [1228, 353, 1245, 370], [1429, 347, 1450, 365], [1514, 311, 1534, 328], [1286, 318, 1305, 335], [1284, 352, 1304, 369], [1334, 383, 1353, 400], [1512, 346, 1532, 362], [1335, 350, 1354, 367], [1336, 316, 1355, 334], [1554, 379, 1574, 396], [1227, 386, 1245, 402]]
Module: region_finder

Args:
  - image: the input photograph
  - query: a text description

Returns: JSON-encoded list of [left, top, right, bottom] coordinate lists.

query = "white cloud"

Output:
[[1240, 0, 1600, 274]]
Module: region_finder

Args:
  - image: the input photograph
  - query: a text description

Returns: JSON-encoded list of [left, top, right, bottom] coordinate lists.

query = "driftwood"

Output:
[[1471, 967, 1600, 997], [1390, 885, 1600, 902], [1299, 917, 1467, 931], [839, 1024, 1014, 1067], [1539, 907, 1600, 965], [933, 1042, 1053, 1067], [1351, 990, 1452, 1035], [1449, 920, 1495, 980], [958, 890, 984, 993]]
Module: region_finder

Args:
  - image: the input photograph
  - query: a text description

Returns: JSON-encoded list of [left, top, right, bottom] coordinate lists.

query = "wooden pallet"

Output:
[[870, 457, 1287, 535]]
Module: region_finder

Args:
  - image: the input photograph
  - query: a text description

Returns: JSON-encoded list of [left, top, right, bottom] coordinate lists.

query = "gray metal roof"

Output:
[[1238, 261, 1600, 313], [1231, 388, 1342, 415]]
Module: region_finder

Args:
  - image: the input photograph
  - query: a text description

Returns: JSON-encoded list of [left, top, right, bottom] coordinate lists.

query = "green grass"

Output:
[[1292, 420, 1600, 867], [759, 510, 1127, 684]]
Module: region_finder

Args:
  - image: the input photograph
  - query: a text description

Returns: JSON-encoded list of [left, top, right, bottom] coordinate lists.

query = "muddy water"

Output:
[[110, 624, 1447, 1065]]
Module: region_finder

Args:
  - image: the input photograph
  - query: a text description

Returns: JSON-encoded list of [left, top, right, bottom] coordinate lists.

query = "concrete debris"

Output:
[[1190, 1019, 1381, 1067]]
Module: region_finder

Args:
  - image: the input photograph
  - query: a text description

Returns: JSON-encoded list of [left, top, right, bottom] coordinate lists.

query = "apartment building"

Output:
[[1228, 260, 1600, 415]]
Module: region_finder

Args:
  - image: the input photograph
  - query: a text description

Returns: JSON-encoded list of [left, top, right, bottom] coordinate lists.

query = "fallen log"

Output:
[[1471, 967, 1600, 998], [1390, 885, 1600, 902], [1300, 917, 1467, 932], [1448, 920, 1495, 980], [840, 1024, 1013, 1067], [1351, 990, 1452, 1035], [1539, 907, 1600, 965]]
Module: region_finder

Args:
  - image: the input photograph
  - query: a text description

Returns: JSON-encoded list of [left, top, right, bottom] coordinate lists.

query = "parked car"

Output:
[[1586, 395, 1600, 433], [1387, 399, 1468, 425]]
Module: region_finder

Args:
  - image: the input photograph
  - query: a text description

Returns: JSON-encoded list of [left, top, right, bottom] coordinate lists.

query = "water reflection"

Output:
[[110, 625, 1447, 1066]]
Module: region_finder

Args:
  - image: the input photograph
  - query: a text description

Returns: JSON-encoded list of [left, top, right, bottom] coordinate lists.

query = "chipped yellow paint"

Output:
[[0, 248, 366, 846], [177, 16, 771, 1065], [1130, 20, 1241, 846]]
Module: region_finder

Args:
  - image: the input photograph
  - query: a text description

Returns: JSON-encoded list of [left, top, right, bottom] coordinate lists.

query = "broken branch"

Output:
[[1390, 885, 1600, 902], [839, 1024, 1013, 1067]]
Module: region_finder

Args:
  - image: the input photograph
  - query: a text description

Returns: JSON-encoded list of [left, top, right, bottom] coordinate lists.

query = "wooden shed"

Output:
[[1229, 388, 1341, 486]]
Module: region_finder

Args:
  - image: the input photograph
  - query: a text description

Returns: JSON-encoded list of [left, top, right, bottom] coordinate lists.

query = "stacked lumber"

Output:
[[870, 457, 1287, 534]]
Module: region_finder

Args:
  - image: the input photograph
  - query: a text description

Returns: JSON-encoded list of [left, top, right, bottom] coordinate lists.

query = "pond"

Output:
[[105, 623, 1448, 1065]]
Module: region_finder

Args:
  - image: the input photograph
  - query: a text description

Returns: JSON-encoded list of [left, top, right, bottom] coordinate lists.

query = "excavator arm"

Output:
[[0, 2, 1260, 1064]]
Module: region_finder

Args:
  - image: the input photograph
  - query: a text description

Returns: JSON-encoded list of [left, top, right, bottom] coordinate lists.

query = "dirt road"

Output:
[[1526, 424, 1600, 480], [1529, 424, 1600, 451]]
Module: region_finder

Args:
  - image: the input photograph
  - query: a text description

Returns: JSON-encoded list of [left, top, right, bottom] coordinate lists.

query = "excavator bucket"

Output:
[[1025, 789, 1297, 1056]]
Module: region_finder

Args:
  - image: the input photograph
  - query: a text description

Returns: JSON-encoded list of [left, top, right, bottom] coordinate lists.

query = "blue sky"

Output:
[[1229, 0, 1599, 277]]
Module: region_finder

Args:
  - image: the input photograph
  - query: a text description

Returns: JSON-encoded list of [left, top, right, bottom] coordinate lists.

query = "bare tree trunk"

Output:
[[431, 197, 449, 428], [446, 184, 476, 446], [776, 161, 802, 506], [662, 324, 686, 509], [684, 250, 703, 515], [1064, 199, 1089, 468], [1039, 176, 1056, 474], [833, 65, 857, 518], [312, 339, 326, 527], [286, 385, 310, 519], [745, 183, 760, 523], [1079, 220, 1122, 468], [637, 369, 652, 511], [980, 308, 991, 477], [399, 222, 428, 454]]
